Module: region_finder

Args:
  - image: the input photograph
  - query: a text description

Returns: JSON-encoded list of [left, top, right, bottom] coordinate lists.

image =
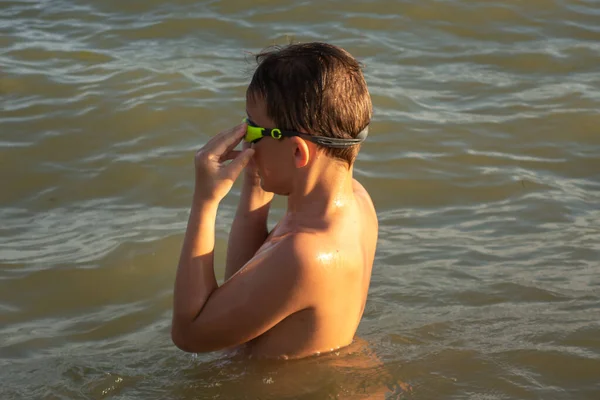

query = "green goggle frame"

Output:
[[243, 118, 368, 149]]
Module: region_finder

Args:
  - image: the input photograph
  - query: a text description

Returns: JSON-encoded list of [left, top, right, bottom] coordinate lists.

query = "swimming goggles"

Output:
[[243, 118, 368, 149]]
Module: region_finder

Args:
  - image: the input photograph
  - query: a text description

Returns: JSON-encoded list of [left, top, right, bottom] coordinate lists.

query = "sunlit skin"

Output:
[[171, 95, 378, 359]]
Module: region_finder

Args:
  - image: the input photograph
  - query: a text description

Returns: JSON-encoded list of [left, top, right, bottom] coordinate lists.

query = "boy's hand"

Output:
[[242, 140, 262, 186], [193, 123, 255, 202]]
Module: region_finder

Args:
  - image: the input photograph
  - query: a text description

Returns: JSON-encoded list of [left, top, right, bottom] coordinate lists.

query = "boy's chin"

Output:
[[259, 180, 285, 196]]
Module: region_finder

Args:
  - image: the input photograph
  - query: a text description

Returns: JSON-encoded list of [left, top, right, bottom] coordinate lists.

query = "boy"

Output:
[[171, 42, 377, 359]]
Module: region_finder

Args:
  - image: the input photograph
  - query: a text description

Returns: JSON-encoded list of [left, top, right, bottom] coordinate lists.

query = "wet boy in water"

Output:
[[171, 42, 377, 359]]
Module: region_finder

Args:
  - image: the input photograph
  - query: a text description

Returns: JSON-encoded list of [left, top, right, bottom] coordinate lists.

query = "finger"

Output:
[[224, 148, 255, 181], [200, 124, 239, 156], [213, 123, 247, 156], [204, 123, 246, 156], [205, 123, 242, 146], [219, 150, 242, 162]]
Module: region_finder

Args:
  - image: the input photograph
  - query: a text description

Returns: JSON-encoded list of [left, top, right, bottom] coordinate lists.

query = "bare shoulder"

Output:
[[352, 178, 378, 225], [266, 231, 342, 275], [278, 232, 329, 266], [352, 177, 367, 194], [352, 178, 375, 206], [250, 232, 321, 281]]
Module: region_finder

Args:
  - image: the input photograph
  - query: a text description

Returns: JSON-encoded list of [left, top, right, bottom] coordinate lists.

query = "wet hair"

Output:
[[247, 42, 372, 166]]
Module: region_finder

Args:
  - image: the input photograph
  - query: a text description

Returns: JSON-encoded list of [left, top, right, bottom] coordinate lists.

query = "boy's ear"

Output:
[[290, 137, 310, 168]]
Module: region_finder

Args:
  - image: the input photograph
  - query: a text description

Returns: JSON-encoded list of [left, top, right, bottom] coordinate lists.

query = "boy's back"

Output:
[[243, 180, 378, 359]]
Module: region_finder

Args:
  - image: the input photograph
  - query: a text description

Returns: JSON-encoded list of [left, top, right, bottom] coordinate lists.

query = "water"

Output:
[[1, 0, 599, 398]]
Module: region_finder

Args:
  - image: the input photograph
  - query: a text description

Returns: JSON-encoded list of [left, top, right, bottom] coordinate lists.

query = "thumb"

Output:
[[225, 148, 255, 181]]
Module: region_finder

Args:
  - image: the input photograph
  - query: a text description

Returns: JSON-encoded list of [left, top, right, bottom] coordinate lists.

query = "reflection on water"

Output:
[[1, 0, 599, 398]]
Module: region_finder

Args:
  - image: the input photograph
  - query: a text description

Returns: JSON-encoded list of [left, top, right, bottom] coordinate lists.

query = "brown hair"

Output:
[[247, 42, 372, 166]]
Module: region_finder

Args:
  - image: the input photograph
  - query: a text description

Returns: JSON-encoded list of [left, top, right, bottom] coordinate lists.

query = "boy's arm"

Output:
[[225, 173, 273, 281], [173, 231, 308, 353], [173, 124, 303, 353]]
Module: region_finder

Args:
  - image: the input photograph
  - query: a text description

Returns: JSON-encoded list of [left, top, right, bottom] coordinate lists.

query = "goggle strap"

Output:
[[305, 126, 369, 148], [244, 117, 369, 148]]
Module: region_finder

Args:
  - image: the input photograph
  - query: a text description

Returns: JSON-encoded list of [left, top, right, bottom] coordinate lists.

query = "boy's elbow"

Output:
[[170, 322, 217, 353], [171, 323, 199, 353]]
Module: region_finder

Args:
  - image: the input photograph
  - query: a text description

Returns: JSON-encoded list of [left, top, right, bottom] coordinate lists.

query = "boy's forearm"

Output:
[[173, 197, 219, 326], [225, 179, 273, 280]]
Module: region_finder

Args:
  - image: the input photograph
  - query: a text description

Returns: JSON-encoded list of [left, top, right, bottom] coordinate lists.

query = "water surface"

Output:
[[1, 0, 600, 398]]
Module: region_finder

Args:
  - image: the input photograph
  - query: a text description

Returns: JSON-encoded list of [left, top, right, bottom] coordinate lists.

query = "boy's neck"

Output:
[[285, 157, 355, 222]]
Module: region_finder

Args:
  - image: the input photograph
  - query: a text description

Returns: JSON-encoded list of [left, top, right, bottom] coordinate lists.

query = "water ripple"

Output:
[[2, 0, 600, 398]]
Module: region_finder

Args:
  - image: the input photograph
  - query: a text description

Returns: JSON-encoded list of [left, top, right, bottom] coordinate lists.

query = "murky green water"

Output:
[[1, 0, 599, 398]]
